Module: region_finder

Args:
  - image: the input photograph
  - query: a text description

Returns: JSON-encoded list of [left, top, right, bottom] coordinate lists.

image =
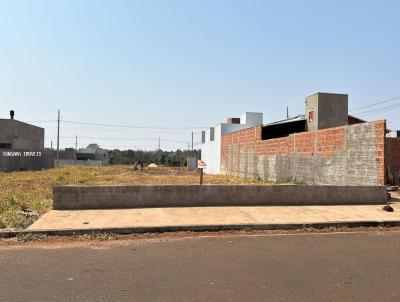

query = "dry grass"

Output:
[[0, 165, 288, 229]]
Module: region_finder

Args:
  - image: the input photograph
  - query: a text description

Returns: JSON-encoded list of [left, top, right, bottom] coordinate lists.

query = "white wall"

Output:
[[240, 112, 263, 126], [201, 125, 222, 174]]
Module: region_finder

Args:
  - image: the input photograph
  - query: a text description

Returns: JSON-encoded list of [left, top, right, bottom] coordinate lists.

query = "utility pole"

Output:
[[157, 138, 161, 165], [75, 135, 78, 165], [51, 140, 53, 150], [191, 132, 194, 152], [56, 110, 60, 166], [287, 106, 289, 119]]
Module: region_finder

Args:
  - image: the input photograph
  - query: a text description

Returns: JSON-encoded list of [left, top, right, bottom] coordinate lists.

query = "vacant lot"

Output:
[[0, 165, 279, 229]]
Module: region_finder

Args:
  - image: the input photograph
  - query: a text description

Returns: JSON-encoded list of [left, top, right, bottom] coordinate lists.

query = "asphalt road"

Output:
[[1, 231, 400, 302]]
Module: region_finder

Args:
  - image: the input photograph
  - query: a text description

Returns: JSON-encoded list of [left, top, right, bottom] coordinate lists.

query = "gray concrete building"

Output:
[[305, 92, 349, 131], [0, 113, 54, 171], [0, 118, 44, 150]]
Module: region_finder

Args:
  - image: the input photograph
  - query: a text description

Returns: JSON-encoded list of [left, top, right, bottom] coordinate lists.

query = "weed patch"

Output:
[[16, 233, 47, 242], [0, 165, 277, 229]]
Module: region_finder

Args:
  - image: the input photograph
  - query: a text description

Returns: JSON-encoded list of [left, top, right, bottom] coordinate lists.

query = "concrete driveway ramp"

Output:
[[52, 185, 388, 210]]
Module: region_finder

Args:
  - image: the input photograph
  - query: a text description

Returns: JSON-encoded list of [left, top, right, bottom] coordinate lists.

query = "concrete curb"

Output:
[[2, 220, 400, 238]]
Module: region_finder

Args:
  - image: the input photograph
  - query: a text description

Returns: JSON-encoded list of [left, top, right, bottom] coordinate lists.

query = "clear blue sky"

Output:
[[1, 0, 399, 150]]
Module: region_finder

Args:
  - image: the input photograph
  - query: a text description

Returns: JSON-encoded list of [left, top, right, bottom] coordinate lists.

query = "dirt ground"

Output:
[[0, 165, 283, 229], [2, 226, 400, 249]]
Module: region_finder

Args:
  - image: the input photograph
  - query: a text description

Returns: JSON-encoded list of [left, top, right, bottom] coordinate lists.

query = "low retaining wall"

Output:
[[53, 185, 387, 210], [56, 159, 106, 166]]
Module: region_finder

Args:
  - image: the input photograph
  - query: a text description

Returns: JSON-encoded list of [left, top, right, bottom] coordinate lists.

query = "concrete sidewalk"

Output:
[[27, 203, 400, 234]]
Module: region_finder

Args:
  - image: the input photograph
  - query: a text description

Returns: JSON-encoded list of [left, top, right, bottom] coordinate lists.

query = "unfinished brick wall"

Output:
[[386, 138, 400, 184], [221, 120, 386, 185]]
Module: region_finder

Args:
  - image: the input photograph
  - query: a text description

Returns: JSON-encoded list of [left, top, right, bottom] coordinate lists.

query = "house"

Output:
[[78, 143, 109, 165], [202, 92, 400, 186], [57, 143, 109, 166], [201, 112, 263, 174]]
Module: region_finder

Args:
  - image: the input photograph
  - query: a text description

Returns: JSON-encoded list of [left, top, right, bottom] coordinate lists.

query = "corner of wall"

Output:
[[374, 120, 386, 185]]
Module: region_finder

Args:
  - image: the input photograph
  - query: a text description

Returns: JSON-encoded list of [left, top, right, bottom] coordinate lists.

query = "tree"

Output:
[[108, 149, 201, 166]]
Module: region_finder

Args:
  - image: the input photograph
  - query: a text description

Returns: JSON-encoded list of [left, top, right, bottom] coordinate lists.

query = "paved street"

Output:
[[1, 231, 400, 301]]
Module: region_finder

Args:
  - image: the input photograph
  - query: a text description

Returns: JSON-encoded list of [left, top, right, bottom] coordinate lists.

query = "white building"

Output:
[[201, 112, 263, 174]]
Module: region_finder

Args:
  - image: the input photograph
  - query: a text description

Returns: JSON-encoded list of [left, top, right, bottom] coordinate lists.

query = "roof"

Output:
[[306, 92, 348, 97], [348, 115, 366, 123], [0, 119, 44, 130], [264, 114, 306, 126]]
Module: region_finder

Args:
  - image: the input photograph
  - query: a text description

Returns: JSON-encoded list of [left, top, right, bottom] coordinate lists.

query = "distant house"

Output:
[[57, 143, 109, 166], [78, 143, 109, 165]]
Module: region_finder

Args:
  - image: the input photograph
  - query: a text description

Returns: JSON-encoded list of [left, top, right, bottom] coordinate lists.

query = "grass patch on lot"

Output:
[[0, 165, 290, 229]]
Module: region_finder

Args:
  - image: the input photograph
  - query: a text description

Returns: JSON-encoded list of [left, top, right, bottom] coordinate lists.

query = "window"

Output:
[[0, 143, 11, 149], [308, 111, 314, 122], [210, 127, 215, 141], [201, 131, 206, 144]]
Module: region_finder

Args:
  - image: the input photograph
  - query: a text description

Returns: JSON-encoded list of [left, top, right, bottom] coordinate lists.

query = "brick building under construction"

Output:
[[202, 92, 400, 186]]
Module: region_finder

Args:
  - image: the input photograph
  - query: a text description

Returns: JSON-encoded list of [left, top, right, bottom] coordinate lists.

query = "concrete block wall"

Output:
[[56, 159, 104, 166], [53, 185, 387, 210], [221, 120, 386, 185], [0, 149, 54, 172]]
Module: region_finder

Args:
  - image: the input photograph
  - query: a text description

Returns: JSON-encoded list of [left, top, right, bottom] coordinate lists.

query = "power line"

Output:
[[61, 120, 206, 130], [353, 102, 400, 117], [50, 143, 190, 150], [25, 120, 58, 123], [350, 96, 400, 112], [45, 136, 188, 143], [24, 119, 206, 130], [44, 126, 192, 134]]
